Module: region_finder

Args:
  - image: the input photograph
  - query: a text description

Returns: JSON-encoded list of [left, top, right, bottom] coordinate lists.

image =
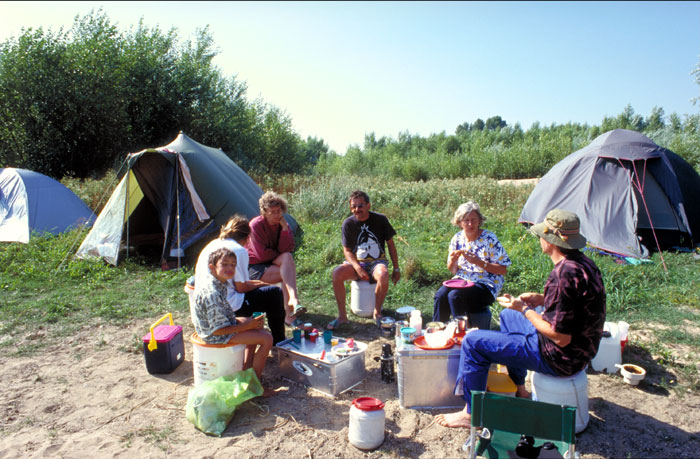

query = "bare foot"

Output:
[[435, 409, 471, 428]]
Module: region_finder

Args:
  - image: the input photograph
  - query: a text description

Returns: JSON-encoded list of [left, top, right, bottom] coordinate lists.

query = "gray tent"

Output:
[[77, 132, 287, 267], [519, 129, 700, 258]]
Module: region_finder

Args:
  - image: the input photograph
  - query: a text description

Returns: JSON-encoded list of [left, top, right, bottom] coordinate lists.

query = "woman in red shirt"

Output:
[[247, 191, 305, 326]]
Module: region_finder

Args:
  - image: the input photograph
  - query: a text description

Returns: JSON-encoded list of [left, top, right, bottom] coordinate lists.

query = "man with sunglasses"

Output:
[[327, 190, 400, 330]]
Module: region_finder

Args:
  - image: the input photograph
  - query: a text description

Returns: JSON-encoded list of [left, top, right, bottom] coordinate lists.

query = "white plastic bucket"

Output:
[[532, 369, 589, 433], [190, 332, 245, 386], [590, 321, 621, 373], [349, 397, 385, 450], [350, 280, 375, 318]]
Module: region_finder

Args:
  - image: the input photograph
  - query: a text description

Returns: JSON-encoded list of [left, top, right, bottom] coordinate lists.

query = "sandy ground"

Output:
[[1, 317, 699, 458]]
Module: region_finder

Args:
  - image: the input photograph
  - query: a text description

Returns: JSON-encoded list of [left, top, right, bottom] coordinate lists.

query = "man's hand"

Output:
[[496, 293, 526, 312], [391, 268, 401, 284], [518, 292, 544, 307], [354, 264, 369, 281]]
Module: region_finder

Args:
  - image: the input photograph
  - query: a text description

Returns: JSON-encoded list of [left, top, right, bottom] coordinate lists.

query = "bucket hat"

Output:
[[529, 209, 587, 250]]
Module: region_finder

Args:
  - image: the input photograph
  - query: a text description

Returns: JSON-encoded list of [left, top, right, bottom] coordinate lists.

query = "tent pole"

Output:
[[125, 168, 130, 261], [176, 153, 181, 270], [623, 159, 667, 272]]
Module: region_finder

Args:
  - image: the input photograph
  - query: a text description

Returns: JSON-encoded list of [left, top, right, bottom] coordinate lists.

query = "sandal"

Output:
[[326, 318, 348, 331]]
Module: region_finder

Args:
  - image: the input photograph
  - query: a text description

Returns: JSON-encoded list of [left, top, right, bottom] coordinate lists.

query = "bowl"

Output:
[[423, 327, 448, 348], [616, 363, 646, 386]]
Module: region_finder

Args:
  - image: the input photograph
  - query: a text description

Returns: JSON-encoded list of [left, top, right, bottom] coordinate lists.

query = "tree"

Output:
[[455, 122, 470, 135], [472, 118, 485, 131], [645, 106, 665, 132], [0, 10, 303, 178], [485, 116, 507, 130]]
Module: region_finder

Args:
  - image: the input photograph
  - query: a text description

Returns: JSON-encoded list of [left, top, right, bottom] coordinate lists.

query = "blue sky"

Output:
[[1, 1, 699, 153]]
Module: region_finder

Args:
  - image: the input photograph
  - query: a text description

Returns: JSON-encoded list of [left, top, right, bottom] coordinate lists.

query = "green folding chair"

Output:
[[465, 391, 577, 458]]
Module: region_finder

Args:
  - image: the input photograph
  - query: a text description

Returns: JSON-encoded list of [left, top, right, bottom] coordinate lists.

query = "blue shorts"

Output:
[[347, 259, 388, 284]]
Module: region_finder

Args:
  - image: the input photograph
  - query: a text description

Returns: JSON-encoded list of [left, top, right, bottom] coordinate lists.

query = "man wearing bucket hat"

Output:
[[436, 209, 606, 429]]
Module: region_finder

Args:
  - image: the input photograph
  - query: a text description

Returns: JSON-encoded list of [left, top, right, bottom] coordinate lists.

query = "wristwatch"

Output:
[[522, 306, 534, 315]]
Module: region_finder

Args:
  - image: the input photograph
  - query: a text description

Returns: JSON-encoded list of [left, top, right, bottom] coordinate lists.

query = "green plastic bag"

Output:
[[185, 368, 263, 436]]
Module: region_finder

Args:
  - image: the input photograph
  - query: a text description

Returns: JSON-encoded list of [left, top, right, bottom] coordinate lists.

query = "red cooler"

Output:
[[142, 313, 184, 374]]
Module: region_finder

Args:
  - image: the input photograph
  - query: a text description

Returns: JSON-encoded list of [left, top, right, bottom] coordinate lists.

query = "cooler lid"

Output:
[[352, 397, 385, 411], [142, 325, 182, 343]]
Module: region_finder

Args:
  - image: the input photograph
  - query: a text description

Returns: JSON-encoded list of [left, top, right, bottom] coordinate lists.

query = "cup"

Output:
[[323, 330, 333, 345], [292, 328, 302, 343], [309, 331, 318, 342], [455, 315, 468, 333], [331, 337, 339, 347]]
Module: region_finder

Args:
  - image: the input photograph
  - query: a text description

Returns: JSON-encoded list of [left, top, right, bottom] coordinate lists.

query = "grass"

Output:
[[2, 174, 699, 391]]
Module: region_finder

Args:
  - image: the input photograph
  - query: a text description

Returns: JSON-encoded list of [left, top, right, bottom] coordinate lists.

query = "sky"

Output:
[[1, 1, 699, 154]]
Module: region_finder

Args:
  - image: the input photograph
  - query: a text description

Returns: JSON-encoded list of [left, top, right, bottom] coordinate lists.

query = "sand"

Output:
[[1, 318, 699, 458]]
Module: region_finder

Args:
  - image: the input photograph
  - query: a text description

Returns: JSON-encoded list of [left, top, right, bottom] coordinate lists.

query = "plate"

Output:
[[396, 305, 416, 315], [443, 279, 475, 289], [413, 335, 454, 350], [331, 341, 367, 357]]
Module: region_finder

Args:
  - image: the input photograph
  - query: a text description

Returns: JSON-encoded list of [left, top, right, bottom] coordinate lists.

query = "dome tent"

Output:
[[519, 129, 700, 258], [77, 132, 294, 267], [0, 168, 95, 243]]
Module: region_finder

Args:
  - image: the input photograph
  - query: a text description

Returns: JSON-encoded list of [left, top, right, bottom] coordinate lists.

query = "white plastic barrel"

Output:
[[532, 369, 589, 433], [349, 397, 385, 450], [190, 332, 245, 386], [350, 281, 376, 318]]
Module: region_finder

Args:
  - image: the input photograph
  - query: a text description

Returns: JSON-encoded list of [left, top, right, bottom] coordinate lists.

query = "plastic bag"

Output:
[[185, 368, 263, 436]]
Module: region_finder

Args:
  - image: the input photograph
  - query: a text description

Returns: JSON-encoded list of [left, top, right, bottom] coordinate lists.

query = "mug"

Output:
[[323, 330, 333, 345]]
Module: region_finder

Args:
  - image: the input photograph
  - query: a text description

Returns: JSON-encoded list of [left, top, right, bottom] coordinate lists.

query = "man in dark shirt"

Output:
[[327, 190, 400, 330], [436, 209, 606, 428]]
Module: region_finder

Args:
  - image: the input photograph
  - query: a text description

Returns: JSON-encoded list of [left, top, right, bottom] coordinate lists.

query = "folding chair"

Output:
[[465, 391, 577, 458]]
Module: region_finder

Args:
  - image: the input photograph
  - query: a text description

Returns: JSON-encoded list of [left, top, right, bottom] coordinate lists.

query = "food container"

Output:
[[395, 336, 464, 409], [401, 327, 416, 344], [349, 397, 385, 450], [423, 327, 449, 348], [395, 320, 409, 338], [425, 321, 446, 330], [379, 317, 395, 337], [396, 306, 416, 322], [142, 313, 184, 375], [276, 338, 367, 396]]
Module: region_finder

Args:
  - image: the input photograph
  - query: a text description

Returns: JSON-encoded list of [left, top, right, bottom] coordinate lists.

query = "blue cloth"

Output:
[[432, 283, 494, 328], [457, 308, 558, 413]]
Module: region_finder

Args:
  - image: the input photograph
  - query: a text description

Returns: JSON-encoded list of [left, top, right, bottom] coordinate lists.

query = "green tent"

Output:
[[77, 132, 274, 267]]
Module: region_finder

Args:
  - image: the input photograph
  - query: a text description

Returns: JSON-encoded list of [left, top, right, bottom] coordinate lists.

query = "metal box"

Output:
[[396, 337, 465, 409], [276, 338, 366, 396]]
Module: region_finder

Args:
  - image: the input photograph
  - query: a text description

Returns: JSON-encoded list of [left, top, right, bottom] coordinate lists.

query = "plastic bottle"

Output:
[[349, 397, 385, 450], [409, 310, 422, 336]]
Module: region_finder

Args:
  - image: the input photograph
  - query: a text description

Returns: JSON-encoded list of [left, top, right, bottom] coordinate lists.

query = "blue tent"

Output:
[[0, 168, 95, 243]]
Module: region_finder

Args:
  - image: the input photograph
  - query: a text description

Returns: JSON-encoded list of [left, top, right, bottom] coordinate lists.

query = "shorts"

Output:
[[346, 259, 388, 284], [248, 262, 272, 280]]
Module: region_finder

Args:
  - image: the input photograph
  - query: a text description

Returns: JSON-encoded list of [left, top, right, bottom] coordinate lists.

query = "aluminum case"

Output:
[[276, 337, 366, 396], [396, 337, 465, 409]]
